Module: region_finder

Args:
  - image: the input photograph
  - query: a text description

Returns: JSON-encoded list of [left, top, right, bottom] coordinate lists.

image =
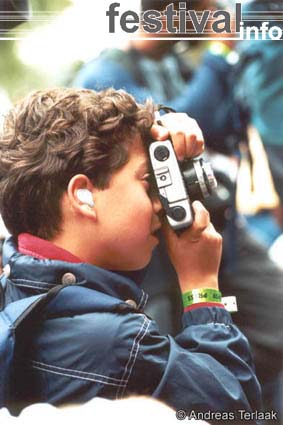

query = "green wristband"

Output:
[[182, 288, 222, 308]]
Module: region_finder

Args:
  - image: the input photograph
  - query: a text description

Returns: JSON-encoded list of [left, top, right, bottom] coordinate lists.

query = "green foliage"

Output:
[[32, 0, 71, 11], [0, 0, 72, 101]]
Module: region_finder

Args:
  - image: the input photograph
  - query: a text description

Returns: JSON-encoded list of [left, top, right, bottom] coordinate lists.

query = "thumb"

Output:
[[185, 201, 210, 241], [161, 217, 178, 248]]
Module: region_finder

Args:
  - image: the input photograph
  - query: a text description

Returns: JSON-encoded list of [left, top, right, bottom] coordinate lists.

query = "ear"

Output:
[[67, 174, 97, 221]]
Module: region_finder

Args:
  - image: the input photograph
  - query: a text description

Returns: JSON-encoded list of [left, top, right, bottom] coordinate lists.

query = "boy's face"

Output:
[[94, 134, 162, 271]]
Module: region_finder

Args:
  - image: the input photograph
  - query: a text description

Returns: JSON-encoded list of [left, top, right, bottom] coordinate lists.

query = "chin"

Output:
[[123, 252, 153, 271]]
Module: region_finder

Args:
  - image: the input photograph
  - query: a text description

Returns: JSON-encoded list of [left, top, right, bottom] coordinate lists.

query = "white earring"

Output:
[[77, 189, 95, 208]]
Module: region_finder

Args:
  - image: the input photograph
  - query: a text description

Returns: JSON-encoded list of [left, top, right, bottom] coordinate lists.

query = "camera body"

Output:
[[149, 140, 217, 231], [149, 140, 193, 230]]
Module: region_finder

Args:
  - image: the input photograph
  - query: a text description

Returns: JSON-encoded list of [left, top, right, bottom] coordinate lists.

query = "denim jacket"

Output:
[[2, 238, 261, 423]]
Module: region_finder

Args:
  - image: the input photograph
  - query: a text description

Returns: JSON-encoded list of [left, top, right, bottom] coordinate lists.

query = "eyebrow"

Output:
[[135, 160, 150, 177]]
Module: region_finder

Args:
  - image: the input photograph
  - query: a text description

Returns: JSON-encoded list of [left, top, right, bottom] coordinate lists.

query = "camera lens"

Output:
[[154, 146, 170, 161], [181, 158, 217, 201], [170, 206, 187, 222]]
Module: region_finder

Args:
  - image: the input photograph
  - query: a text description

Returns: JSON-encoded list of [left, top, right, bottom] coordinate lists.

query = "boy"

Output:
[[0, 88, 261, 421]]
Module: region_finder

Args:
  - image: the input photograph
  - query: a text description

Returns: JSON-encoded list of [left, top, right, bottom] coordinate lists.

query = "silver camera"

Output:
[[149, 140, 217, 230]]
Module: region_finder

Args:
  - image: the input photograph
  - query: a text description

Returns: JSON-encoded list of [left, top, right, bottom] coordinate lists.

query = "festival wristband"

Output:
[[182, 288, 222, 309]]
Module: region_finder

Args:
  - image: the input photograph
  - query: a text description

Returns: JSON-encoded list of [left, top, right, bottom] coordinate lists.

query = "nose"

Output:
[[152, 196, 162, 214]]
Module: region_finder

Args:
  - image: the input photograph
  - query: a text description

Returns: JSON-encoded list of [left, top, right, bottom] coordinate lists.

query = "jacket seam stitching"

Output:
[[116, 315, 150, 398], [137, 290, 145, 309], [12, 278, 56, 285], [31, 360, 127, 384], [10, 283, 49, 291], [137, 290, 148, 310], [10, 278, 56, 287], [31, 364, 125, 387]]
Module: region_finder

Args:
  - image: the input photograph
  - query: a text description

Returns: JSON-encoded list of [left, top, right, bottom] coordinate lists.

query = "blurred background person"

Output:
[[235, 0, 283, 278], [236, 0, 283, 208]]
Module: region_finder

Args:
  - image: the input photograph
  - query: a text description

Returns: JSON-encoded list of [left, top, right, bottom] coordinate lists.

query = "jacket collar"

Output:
[[18, 233, 82, 263], [2, 237, 148, 311]]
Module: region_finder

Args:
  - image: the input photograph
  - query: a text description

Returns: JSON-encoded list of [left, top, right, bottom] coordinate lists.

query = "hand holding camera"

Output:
[[162, 201, 222, 292], [149, 112, 222, 291], [150, 113, 205, 161], [149, 112, 217, 231], [149, 139, 217, 230]]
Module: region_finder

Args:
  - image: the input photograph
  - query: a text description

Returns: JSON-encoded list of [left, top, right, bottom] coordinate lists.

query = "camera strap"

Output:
[[156, 104, 176, 114], [155, 105, 176, 126]]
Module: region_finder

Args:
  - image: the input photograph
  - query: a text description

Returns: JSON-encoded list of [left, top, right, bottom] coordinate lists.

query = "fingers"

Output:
[[169, 130, 187, 161], [162, 201, 218, 245], [161, 216, 178, 244], [185, 133, 204, 159], [158, 113, 204, 161], [150, 124, 169, 141], [184, 201, 210, 242], [150, 113, 205, 161], [161, 201, 210, 242]]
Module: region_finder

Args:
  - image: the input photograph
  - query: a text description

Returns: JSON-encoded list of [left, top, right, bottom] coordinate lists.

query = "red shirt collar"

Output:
[[18, 233, 82, 263]]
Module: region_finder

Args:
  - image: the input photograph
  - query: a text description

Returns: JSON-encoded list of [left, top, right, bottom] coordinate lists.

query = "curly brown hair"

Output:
[[0, 87, 154, 239]]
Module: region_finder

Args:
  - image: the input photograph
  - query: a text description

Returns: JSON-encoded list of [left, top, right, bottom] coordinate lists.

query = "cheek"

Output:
[[134, 194, 153, 222], [121, 192, 153, 235], [99, 185, 153, 237]]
